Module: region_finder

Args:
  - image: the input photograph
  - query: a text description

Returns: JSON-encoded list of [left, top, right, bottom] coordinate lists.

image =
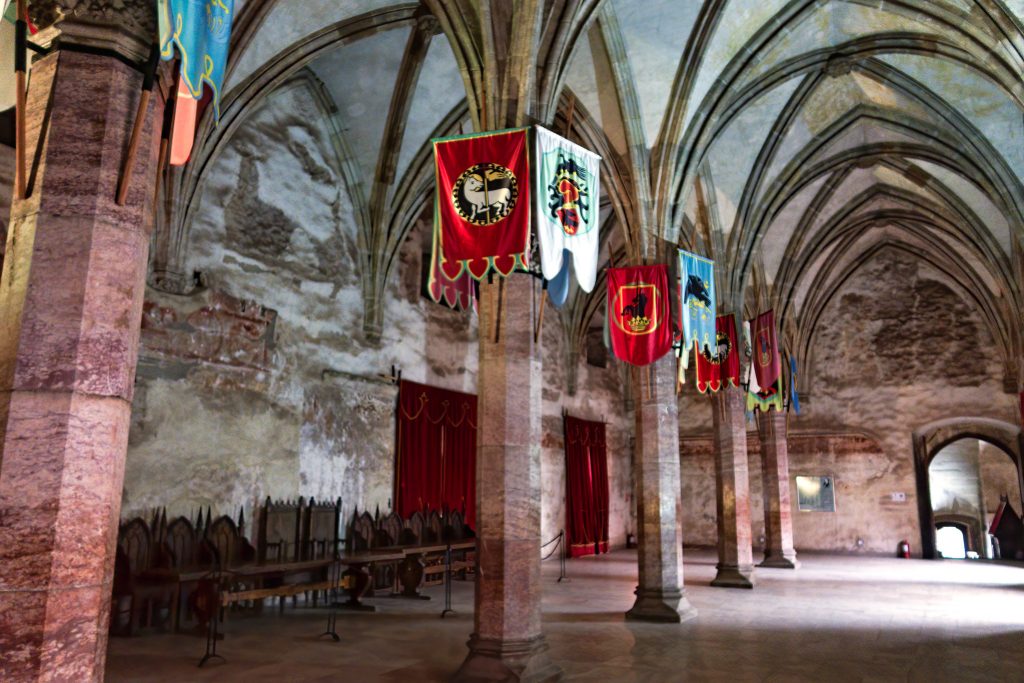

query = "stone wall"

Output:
[[122, 76, 633, 551]]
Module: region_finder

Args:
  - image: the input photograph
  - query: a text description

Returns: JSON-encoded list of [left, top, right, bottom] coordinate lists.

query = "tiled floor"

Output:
[[105, 549, 1024, 681]]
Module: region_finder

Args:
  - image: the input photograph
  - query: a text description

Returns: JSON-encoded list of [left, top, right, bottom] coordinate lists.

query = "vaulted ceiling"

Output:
[[156, 0, 1024, 391]]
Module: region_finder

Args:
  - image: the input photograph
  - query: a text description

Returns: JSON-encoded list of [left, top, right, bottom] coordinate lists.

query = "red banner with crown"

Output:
[[607, 265, 673, 367], [431, 128, 531, 282], [695, 314, 741, 394]]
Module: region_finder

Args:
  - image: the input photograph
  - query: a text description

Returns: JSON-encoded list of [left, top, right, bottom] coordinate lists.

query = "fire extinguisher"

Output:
[[897, 540, 911, 558]]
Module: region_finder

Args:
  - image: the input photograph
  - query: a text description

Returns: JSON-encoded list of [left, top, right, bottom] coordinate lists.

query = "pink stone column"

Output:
[[0, 46, 163, 681], [454, 275, 561, 682], [710, 387, 755, 588], [757, 410, 799, 569], [626, 355, 697, 623]]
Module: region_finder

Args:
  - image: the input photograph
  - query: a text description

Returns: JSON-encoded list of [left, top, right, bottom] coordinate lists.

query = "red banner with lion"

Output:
[[431, 128, 531, 285]]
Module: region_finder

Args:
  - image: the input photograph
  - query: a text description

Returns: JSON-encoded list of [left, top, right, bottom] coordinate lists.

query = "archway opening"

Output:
[[926, 437, 1023, 560], [935, 525, 968, 560]]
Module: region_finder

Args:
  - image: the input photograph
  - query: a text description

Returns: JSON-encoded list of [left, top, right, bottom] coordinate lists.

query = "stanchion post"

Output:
[[440, 544, 455, 618]]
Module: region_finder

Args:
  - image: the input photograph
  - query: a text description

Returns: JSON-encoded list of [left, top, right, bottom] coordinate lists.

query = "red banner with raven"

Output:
[[695, 314, 741, 394], [607, 265, 673, 367], [431, 128, 531, 283]]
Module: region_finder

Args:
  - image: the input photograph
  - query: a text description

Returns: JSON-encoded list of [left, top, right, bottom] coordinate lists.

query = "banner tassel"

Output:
[[116, 43, 161, 206]]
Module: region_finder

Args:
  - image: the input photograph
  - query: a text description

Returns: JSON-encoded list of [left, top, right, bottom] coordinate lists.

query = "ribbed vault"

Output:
[[153, 0, 1024, 393]]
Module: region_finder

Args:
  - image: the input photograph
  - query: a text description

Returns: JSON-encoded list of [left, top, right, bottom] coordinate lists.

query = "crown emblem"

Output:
[[627, 316, 651, 333]]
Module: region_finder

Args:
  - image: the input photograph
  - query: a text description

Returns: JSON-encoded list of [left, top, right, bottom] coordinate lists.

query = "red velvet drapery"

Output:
[[395, 380, 477, 529], [564, 415, 610, 558]]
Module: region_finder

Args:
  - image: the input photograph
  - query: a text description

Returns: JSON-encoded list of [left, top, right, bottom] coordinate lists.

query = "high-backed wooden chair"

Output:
[[426, 510, 444, 544], [110, 518, 178, 636], [259, 497, 303, 564], [372, 511, 404, 590], [204, 513, 256, 570], [302, 497, 341, 560], [348, 510, 376, 552], [401, 511, 426, 546]]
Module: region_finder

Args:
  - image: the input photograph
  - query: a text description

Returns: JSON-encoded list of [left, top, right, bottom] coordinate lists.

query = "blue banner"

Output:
[[546, 256, 571, 308], [678, 250, 717, 356], [159, 0, 234, 119], [789, 355, 801, 415]]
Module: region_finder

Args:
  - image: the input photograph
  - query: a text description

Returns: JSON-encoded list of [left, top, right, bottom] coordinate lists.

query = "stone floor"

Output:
[[105, 549, 1024, 682]]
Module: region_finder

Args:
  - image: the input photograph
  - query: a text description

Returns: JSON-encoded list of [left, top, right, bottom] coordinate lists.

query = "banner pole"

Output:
[[116, 43, 161, 205], [534, 280, 547, 343], [14, 0, 27, 199], [494, 276, 504, 344], [565, 94, 576, 138]]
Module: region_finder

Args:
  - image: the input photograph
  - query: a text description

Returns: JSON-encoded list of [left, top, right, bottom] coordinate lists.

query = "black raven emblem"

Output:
[[684, 275, 711, 308]]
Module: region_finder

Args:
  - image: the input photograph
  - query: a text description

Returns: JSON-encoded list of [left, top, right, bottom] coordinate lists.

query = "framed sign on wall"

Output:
[[796, 475, 836, 512]]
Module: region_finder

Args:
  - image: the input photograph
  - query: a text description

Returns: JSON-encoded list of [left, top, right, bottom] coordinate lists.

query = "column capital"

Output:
[[32, 1, 157, 64]]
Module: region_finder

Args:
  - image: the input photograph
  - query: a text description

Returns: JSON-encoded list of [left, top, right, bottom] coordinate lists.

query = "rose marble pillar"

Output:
[[626, 355, 697, 623], [710, 386, 755, 588], [757, 410, 800, 568], [0, 15, 163, 682], [453, 275, 561, 682]]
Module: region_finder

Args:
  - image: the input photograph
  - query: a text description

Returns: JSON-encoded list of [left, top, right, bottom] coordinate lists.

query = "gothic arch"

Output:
[[912, 417, 1024, 558]]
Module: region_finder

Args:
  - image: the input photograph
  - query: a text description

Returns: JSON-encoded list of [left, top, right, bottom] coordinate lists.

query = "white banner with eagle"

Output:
[[534, 126, 601, 298]]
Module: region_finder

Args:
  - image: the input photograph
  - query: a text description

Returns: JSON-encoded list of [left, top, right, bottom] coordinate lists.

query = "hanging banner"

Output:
[[607, 265, 673, 367], [746, 310, 784, 412], [678, 250, 717, 357], [546, 260, 571, 308], [432, 128, 531, 282], [426, 232, 476, 311], [695, 314, 741, 394], [789, 354, 801, 415], [158, 0, 234, 121], [534, 125, 600, 293]]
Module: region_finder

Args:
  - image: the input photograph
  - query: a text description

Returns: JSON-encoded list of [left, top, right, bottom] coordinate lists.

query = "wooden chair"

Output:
[[348, 510, 376, 552], [302, 497, 341, 561], [373, 511, 404, 590], [110, 518, 178, 636], [159, 515, 213, 631], [422, 510, 446, 586], [445, 510, 476, 578], [401, 511, 426, 546], [258, 497, 303, 565], [295, 498, 340, 604]]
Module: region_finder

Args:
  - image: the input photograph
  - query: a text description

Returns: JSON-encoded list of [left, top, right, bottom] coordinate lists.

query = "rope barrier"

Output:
[[539, 529, 568, 582]]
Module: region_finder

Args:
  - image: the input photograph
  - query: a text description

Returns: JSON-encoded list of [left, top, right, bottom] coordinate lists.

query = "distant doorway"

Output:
[[935, 524, 968, 559], [913, 418, 1024, 560]]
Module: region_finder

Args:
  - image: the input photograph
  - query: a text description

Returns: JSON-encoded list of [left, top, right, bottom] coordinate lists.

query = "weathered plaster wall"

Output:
[[123, 74, 633, 549], [124, 77, 478, 525], [680, 248, 1017, 556]]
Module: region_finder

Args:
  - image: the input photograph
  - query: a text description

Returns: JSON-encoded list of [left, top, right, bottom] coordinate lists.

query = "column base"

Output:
[[625, 588, 698, 623], [710, 564, 755, 589], [452, 634, 562, 683], [758, 552, 799, 569]]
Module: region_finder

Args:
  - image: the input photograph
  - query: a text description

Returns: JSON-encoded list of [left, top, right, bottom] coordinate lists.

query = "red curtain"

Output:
[[395, 380, 477, 530], [564, 415, 610, 558]]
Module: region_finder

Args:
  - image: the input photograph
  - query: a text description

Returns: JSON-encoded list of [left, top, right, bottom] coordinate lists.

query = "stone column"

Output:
[[0, 12, 163, 682], [757, 410, 799, 568], [454, 275, 560, 683], [626, 355, 697, 623], [710, 387, 754, 588]]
